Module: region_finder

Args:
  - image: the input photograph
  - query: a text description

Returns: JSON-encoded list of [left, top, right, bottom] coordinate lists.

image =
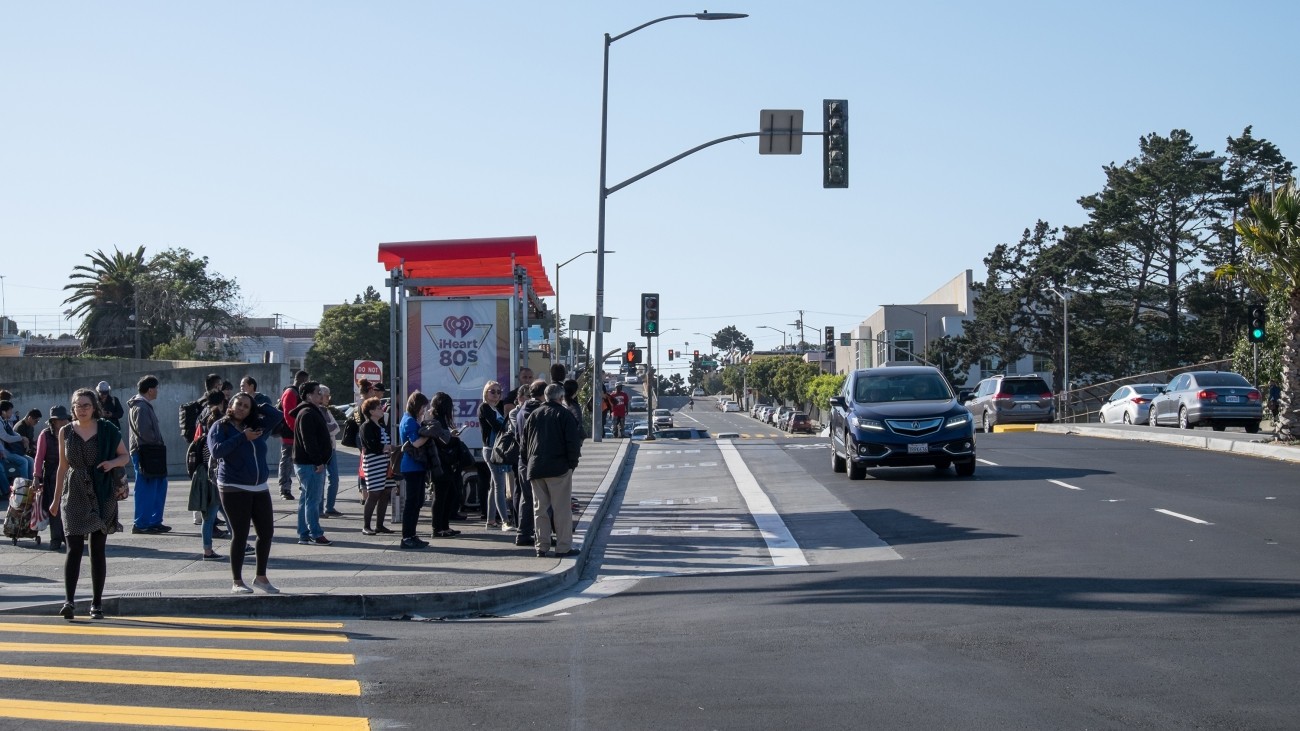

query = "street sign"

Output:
[[353, 359, 383, 401], [759, 109, 804, 154]]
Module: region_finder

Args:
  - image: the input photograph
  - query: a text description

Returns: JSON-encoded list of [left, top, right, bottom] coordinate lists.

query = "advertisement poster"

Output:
[[406, 298, 511, 450]]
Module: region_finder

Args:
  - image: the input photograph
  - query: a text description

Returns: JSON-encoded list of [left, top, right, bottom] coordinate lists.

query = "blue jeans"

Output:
[[132, 453, 169, 529], [483, 448, 512, 524], [201, 501, 220, 550], [321, 450, 340, 513], [295, 464, 325, 539]]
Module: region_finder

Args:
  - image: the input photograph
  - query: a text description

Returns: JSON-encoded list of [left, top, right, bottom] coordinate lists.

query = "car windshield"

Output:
[[1192, 373, 1251, 388], [854, 373, 951, 403]]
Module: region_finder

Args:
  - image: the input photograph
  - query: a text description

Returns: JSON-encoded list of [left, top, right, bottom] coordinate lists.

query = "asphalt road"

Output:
[[6, 399, 1298, 729]]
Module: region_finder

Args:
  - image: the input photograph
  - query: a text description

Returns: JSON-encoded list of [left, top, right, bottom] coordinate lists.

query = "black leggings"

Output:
[[363, 487, 392, 530], [64, 532, 108, 606], [401, 471, 427, 539], [431, 471, 459, 533], [221, 488, 274, 582]]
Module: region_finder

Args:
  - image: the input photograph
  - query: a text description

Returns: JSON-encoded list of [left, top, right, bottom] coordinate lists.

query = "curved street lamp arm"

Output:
[[607, 132, 764, 196], [609, 14, 699, 44]]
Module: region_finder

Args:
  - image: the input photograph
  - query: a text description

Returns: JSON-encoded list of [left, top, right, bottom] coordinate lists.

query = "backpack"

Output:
[[179, 400, 204, 443], [186, 426, 205, 478], [341, 416, 359, 449], [490, 424, 520, 466]]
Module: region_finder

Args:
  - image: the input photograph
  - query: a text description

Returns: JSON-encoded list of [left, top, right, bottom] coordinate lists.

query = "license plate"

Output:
[[1019, 403, 1037, 410], [1224, 396, 1240, 403], [907, 443, 929, 454]]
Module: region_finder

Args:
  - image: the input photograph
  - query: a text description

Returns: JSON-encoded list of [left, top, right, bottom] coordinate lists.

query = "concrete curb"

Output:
[[1035, 424, 1300, 464], [13, 440, 633, 620]]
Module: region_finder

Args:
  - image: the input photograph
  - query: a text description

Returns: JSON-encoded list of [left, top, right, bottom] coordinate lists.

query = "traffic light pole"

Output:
[[645, 334, 656, 441]]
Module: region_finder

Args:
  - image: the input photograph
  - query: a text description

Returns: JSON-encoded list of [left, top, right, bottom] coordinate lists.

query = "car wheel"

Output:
[[954, 460, 976, 477], [981, 412, 993, 433], [1122, 412, 1132, 425], [1178, 407, 1192, 430], [1148, 407, 1159, 427], [845, 436, 866, 480], [1246, 422, 1261, 434], [831, 437, 846, 473], [1098, 411, 1106, 423]]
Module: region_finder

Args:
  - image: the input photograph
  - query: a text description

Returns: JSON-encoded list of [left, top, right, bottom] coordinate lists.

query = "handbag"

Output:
[[112, 466, 130, 500], [137, 443, 168, 478], [341, 417, 359, 448], [490, 428, 519, 466]]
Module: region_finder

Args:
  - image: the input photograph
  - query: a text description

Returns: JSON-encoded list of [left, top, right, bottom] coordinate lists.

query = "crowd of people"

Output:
[[2, 362, 587, 617]]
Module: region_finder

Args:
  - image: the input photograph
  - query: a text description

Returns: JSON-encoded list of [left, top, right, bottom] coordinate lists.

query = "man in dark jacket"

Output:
[[96, 381, 124, 431], [278, 369, 310, 500], [520, 383, 583, 558], [291, 381, 333, 546]]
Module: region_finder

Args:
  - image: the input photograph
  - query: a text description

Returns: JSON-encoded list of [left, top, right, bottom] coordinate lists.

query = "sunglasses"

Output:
[[488, 389, 502, 395]]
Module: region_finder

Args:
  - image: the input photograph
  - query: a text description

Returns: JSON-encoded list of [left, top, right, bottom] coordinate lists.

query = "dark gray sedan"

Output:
[[1147, 371, 1262, 432]]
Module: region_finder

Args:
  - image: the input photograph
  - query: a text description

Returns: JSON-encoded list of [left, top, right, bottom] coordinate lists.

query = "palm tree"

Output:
[[1228, 181, 1300, 439], [63, 246, 147, 356]]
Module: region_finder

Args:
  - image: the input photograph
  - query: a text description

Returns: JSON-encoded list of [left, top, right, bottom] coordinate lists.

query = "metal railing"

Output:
[[1057, 359, 1232, 423]]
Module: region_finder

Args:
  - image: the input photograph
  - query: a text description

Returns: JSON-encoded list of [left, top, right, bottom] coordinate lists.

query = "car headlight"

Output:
[[944, 413, 971, 429], [854, 417, 884, 432]]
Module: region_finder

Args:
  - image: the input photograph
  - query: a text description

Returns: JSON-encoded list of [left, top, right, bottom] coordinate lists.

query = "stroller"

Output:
[[3, 478, 45, 546]]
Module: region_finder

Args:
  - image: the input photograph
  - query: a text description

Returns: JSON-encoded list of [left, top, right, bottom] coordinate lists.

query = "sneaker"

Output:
[[281, 491, 295, 501], [155, 524, 172, 533], [192, 514, 203, 525], [514, 535, 535, 547], [252, 578, 280, 594], [374, 526, 395, 534], [59, 602, 75, 620], [89, 606, 104, 620], [536, 550, 549, 558], [361, 528, 377, 536], [202, 552, 223, 561], [312, 535, 332, 546], [324, 509, 343, 518], [231, 583, 254, 594], [131, 526, 160, 535], [297, 537, 312, 545], [399, 537, 428, 549]]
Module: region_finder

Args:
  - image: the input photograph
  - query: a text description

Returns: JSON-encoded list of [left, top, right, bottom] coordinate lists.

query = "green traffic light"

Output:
[[1252, 328, 1265, 339]]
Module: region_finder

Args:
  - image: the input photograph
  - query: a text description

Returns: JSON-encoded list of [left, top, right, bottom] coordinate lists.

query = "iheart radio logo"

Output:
[[443, 316, 474, 338]]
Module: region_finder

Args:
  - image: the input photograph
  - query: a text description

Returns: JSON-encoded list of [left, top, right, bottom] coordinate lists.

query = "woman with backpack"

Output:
[[478, 380, 514, 530], [187, 390, 229, 560]]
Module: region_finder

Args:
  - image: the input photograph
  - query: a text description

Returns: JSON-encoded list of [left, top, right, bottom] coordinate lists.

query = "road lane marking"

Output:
[[1154, 509, 1213, 525], [0, 698, 369, 730], [718, 441, 808, 567], [1047, 479, 1083, 491], [0, 623, 348, 643], [117, 617, 344, 630], [0, 662, 361, 695], [976, 458, 998, 466], [0, 641, 355, 665]]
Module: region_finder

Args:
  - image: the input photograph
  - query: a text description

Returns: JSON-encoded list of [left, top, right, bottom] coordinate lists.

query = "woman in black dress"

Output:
[[50, 388, 130, 620]]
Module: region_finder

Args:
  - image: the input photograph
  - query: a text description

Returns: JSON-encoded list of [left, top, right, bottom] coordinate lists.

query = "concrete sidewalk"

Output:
[[0, 439, 630, 619], [1036, 422, 1300, 464]]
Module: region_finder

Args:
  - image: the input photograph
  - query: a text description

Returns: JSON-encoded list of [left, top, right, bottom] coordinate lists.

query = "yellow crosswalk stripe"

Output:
[[0, 698, 370, 730], [0, 662, 360, 695], [0, 622, 347, 643], [0, 641, 354, 665], [117, 617, 345, 629]]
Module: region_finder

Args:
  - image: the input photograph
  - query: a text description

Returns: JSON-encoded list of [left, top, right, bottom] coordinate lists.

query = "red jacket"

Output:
[[279, 387, 300, 442]]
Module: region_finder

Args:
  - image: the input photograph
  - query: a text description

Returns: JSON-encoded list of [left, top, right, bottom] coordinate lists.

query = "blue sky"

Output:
[[3, 0, 1296, 359]]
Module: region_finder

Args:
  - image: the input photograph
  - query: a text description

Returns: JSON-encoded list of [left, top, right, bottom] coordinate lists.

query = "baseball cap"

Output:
[[49, 405, 71, 420], [96, 381, 111, 393]]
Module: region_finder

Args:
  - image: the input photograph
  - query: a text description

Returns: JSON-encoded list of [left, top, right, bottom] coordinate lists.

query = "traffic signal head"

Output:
[[640, 293, 660, 337], [668, 349, 674, 361], [625, 348, 642, 365], [1248, 303, 1267, 343], [824, 326, 835, 357], [693, 350, 700, 362], [822, 99, 848, 189]]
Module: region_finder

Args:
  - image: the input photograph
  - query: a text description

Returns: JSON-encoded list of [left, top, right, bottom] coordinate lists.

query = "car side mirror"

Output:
[[830, 396, 847, 409], [958, 392, 974, 404]]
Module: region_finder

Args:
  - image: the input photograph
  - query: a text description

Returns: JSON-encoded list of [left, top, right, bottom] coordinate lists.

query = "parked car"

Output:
[[1147, 371, 1262, 432], [829, 366, 976, 478], [652, 408, 674, 429], [751, 403, 769, 418], [691, 387, 705, 397], [629, 396, 647, 411], [776, 410, 796, 430], [720, 401, 741, 413], [756, 406, 773, 423], [962, 374, 1055, 432], [1098, 383, 1163, 425], [769, 406, 792, 426], [786, 412, 814, 434]]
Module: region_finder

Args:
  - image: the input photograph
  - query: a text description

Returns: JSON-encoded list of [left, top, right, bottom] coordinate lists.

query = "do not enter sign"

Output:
[[353, 360, 383, 400]]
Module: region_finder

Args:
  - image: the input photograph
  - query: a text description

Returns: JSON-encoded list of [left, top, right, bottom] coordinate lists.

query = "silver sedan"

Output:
[[1147, 371, 1262, 432], [1098, 383, 1163, 424]]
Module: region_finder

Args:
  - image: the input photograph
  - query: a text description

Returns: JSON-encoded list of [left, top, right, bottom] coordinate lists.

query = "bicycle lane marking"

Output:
[[717, 440, 808, 567]]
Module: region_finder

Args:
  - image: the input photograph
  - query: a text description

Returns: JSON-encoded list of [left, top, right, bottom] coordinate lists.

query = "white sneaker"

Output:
[[231, 583, 254, 594], [252, 579, 280, 595]]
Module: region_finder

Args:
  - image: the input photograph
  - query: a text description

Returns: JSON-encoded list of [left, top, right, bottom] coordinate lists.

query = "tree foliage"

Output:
[[305, 299, 393, 403]]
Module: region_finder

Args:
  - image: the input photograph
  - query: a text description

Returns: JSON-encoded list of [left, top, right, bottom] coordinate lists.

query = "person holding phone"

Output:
[[209, 392, 284, 594]]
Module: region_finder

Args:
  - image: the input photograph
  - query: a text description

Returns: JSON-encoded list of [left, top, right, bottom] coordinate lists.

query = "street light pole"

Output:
[[554, 250, 602, 373], [592, 11, 748, 443], [1047, 287, 1071, 420], [758, 325, 788, 349]]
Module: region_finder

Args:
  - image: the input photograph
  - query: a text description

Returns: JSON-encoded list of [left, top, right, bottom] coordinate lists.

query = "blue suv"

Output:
[[829, 366, 976, 479]]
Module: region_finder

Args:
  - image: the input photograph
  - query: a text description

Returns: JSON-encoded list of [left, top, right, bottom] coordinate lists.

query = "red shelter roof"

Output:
[[377, 236, 554, 297]]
